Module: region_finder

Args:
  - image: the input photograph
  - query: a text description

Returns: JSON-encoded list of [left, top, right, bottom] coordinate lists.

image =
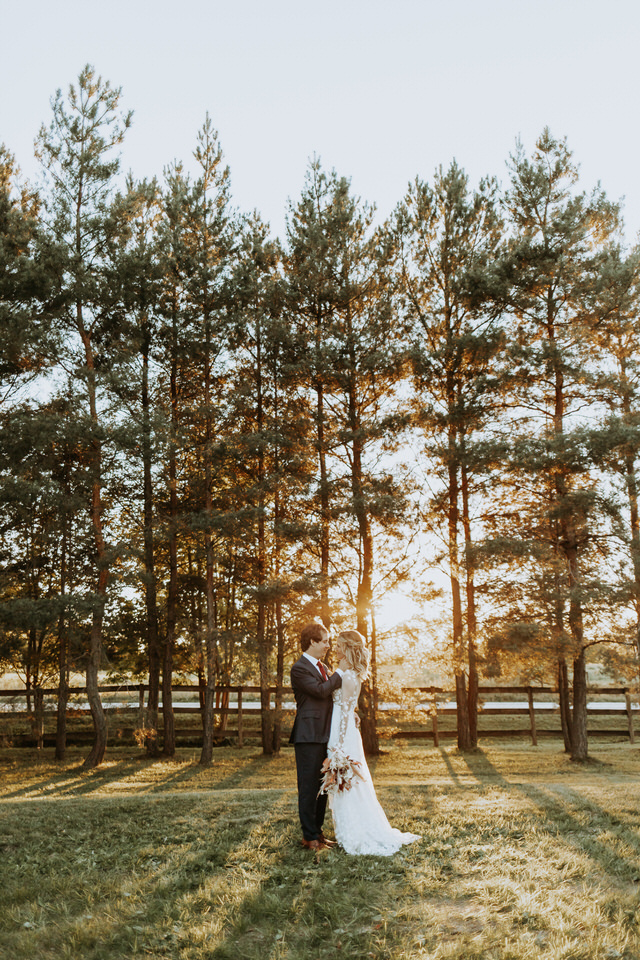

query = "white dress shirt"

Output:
[[302, 652, 343, 678]]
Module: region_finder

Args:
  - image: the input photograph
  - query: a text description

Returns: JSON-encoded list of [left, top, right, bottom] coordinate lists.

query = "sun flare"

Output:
[[374, 591, 423, 632]]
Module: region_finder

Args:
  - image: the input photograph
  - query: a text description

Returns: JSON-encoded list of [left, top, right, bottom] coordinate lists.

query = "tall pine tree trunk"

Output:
[[257, 497, 273, 756], [55, 618, 69, 759], [553, 576, 572, 752], [448, 422, 471, 750], [571, 649, 588, 761], [258, 599, 273, 756], [557, 657, 572, 752], [625, 454, 640, 674], [142, 340, 161, 757], [33, 670, 44, 751], [272, 596, 285, 753], [563, 538, 588, 760], [350, 382, 379, 756], [271, 389, 284, 755], [81, 326, 109, 770], [55, 491, 69, 760], [561, 520, 588, 760], [200, 522, 217, 764], [254, 334, 274, 756], [553, 358, 589, 762], [188, 550, 206, 723], [621, 378, 640, 683], [317, 378, 331, 627], [357, 577, 378, 757], [84, 585, 108, 768], [201, 316, 220, 765], [163, 329, 178, 758], [461, 457, 478, 748], [313, 303, 331, 627]]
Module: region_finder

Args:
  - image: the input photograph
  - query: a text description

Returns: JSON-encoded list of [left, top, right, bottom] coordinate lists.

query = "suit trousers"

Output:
[[294, 742, 328, 841]]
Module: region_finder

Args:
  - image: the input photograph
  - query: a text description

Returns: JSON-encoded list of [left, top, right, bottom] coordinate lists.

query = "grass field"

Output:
[[1, 741, 640, 959]]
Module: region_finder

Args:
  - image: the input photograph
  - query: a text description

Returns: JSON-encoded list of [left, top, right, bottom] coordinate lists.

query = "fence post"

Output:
[[237, 688, 244, 748], [431, 694, 439, 748], [625, 689, 635, 744], [527, 687, 538, 746]]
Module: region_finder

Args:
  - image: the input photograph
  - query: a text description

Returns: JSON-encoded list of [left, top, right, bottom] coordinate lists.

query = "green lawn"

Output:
[[1, 742, 640, 959]]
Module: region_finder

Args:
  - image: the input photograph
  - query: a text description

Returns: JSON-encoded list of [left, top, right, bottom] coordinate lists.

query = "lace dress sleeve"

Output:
[[319, 671, 365, 796], [332, 671, 359, 755]]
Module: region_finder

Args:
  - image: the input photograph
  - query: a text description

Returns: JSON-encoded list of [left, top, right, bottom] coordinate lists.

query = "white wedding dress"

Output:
[[327, 670, 421, 856]]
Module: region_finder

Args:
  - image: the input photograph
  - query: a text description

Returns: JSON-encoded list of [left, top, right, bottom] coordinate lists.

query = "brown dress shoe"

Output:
[[319, 833, 337, 846], [301, 838, 328, 851]]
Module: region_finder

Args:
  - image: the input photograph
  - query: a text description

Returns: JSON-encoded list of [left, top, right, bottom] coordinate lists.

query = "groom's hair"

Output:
[[300, 622, 328, 651]]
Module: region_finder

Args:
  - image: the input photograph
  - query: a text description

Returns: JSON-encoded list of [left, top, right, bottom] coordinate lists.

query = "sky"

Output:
[[1, 0, 639, 243]]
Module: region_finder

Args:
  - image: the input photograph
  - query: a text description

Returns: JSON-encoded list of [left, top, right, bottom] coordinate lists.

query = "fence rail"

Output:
[[0, 683, 637, 748]]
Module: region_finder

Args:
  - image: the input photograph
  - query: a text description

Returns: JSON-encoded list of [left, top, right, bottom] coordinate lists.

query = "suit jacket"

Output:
[[288, 655, 342, 744]]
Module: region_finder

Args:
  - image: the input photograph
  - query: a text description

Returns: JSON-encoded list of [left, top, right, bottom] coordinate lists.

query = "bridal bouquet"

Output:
[[318, 750, 366, 795]]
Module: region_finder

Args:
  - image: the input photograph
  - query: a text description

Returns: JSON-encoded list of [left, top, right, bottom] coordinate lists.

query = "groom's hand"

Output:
[[355, 713, 361, 729]]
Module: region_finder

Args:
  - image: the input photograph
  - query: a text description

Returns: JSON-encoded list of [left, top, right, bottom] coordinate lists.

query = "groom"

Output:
[[289, 622, 343, 851]]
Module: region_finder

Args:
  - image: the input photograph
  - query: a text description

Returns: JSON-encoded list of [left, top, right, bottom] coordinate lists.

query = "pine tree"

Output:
[[228, 215, 317, 754], [588, 246, 640, 679], [287, 162, 410, 754], [155, 162, 190, 756], [188, 119, 233, 765], [102, 176, 165, 755], [153, 119, 234, 763], [396, 161, 503, 750], [285, 160, 346, 628], [492, 130, 623, 761], [35, 64, 132, 767]]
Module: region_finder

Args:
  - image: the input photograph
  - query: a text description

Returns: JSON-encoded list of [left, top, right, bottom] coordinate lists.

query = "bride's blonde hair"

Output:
[[336, 630, 370, 680]]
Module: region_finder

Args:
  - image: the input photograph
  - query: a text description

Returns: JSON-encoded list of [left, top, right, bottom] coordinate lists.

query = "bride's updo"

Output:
[[336, 630, 370, 680]]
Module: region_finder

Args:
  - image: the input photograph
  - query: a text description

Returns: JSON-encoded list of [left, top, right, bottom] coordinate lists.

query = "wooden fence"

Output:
[[398, 685, 638, 747], [0, 682, 638, 749]]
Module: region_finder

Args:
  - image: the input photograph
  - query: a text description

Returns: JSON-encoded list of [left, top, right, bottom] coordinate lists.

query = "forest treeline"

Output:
[[2, 66, 640, 767]]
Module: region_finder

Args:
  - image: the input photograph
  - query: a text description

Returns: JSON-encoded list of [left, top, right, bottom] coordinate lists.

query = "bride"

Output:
[[321, 630, 421, 856]]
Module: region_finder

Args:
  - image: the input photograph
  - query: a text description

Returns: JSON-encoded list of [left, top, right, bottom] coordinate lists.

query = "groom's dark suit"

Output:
[[289, 655, 342, 842]]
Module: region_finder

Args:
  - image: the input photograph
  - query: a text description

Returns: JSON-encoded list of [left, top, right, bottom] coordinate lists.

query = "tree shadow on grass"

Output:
[[113, 751, 294, 794], [141, 759, 210, 793], [0, 750, 297, 803], [437, 747, 470, 788], [208, 754, 289, 792], [0, 756, 147, 800], [1, 793, 294, 960], [97, 794, 298, 959], [458, 747, 640, 888], [208, 830, 411, 960], [519, 782, 640, 885]]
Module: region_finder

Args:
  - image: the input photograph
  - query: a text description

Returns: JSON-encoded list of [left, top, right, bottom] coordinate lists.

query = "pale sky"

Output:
[[1, 0, 639, 241]]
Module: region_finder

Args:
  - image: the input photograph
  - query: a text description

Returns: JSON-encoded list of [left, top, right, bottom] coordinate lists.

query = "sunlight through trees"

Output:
[[2, 68, 640, 765]]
